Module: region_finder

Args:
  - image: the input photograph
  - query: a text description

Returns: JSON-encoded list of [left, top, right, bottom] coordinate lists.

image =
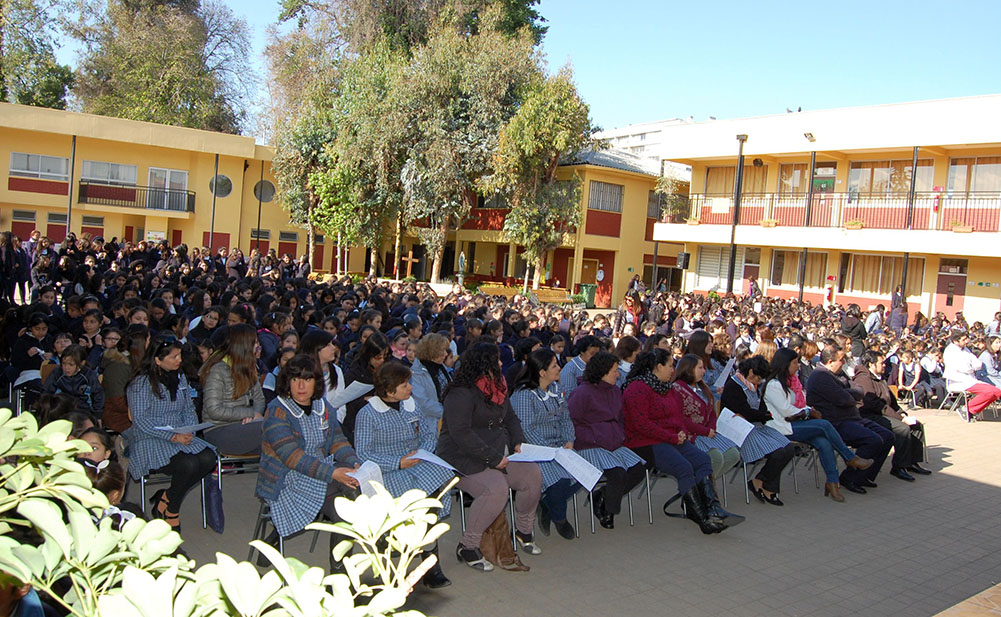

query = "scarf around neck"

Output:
[[625, 370, 672, 395], [476, 375, 507, 406]]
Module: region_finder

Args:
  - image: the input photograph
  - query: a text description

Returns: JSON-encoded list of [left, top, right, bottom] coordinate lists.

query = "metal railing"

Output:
[[78, 181, 196, 213], [679, 192, 1001, 232]]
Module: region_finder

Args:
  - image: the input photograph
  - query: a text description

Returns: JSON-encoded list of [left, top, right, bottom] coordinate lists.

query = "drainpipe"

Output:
[[209, 154, 219, 250], [66, 135, 76, 240]]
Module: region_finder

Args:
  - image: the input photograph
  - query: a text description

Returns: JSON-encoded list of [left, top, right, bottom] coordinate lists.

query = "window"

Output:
[[253, 180, 276, 203], [147, 168, 189, 211], [695, 245, 744, 291], [587, 181, 623, 212], [12, 210, 35, 222], [845, 254, 924, 296], [744, 247, 761, 266], [81, 216, 104, 227], [947, 157, 1001, 194], [848, 159, 933, 194], [938, 258, 968, 275], [279, 231, 299, 242], [251, 229, 271, 240], [314, 235, 324, 244], [769, 250, 827, 288], [10, 152, 69, 181], [209, 174, 233, 198], [479, 193, 508, 209], [778, 163, 810, 194], [647, 190, 661, 219], [47, 213, 67, 224], [705, 165, 768, 195], [81, 160, 138, 186]]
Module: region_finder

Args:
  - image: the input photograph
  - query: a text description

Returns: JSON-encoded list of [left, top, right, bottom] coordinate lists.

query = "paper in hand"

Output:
[[554, 448, 602, 492], [507, 443, 559, 462], [413, 449, 458, 472], [714, 408, 754, 447], [713, 357, 736, 390], [154, 422, 214, 433], [329, 381, 375, 410], [347, 460, 384, 497]]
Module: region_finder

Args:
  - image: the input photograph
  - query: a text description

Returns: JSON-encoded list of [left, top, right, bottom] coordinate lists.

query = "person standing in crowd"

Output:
[[125, 338, 217, 532], [437, 343, 543, 571]]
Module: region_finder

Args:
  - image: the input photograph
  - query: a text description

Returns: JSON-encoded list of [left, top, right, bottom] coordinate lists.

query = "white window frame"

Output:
[[587, 180, 624, 213], [81, 215, 105, 227], [10, 152, 69, 181], [147, 167, 189, 210], [81, 160, 138, 186], [12, 210, 36, 222]]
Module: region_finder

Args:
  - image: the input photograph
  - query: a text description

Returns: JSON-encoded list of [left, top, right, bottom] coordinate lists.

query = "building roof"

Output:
[[562, 148, 660, 177]]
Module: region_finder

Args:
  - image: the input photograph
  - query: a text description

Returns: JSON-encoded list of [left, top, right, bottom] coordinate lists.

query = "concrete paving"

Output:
[[164, 407, 1001, 617]]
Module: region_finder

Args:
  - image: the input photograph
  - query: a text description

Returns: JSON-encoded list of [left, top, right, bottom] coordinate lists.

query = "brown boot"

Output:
[[846, 456, 873, 470], [824, 482, 845, 503]]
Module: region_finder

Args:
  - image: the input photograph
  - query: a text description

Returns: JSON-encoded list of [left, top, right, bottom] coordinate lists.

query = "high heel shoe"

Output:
[[149, 489, 168, 519], [846, 456, 873, 470], [824, 482, 845, 503]]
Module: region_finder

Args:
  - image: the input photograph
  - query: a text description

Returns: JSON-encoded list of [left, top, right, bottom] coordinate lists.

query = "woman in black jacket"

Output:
[[719, 356, 796, 506], [437, 342, 543, 571], [840, 304, 867, 359], [340, 331, 389, 444]]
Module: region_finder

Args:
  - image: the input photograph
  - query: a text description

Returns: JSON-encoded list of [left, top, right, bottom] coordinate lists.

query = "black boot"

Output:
[[421, 543, 451, 589], [698, 478, 745, 529], [593, 488, 614, 529], [681, 487, 724, 535]]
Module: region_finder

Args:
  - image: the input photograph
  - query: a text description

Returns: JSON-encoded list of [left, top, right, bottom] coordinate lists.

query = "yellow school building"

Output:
[[1, 103, 678, 307], [652, 94, 1001, 323]]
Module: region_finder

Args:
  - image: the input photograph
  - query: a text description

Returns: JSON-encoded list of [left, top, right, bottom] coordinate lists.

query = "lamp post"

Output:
[[726, 134, 748, 294]]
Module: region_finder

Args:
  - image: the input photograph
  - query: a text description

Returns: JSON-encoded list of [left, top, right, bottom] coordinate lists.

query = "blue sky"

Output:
[[57, 0, 1001, 134]]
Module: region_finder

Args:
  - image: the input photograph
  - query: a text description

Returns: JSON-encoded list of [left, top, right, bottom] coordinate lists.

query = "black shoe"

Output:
[[422, 561, 452, 589], [861, 479, 878, 488], [908, 463, 932, 475], [455, 544, 493, 572], [747, 480, 767, 504], [698, 478, 745, 528], [681, 487, 724, 534], [763, 492, 784, 506], [553, 519, 576, 540], [842, 482, 867, 494], [593, 489, 614, 529], [257, 530, 280, 567], [890, 468, 915, 482], [536, 503, 552, 536]]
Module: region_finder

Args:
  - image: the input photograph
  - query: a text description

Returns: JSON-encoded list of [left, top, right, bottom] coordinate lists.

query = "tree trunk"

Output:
[[306, 199, 315, 269], [523, 263, 531, 295], [336, 231, 342, 276], [369, 246, 378, 277], [429, 216, 449, 284], [533, 255, 545, 290], [392, 212, 402, 279]]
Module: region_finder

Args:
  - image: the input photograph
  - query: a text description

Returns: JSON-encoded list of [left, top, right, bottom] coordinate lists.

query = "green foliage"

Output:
[[570, 293, 586, 304], [69, 0, 253, 133], [654, 176, 689, 222], [0, 0, 73, 108], [0, 408, 440, 617], [485, 66, 594, 287]]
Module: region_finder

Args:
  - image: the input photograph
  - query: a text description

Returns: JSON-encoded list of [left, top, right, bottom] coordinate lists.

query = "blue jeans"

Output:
[[789, 419, 857, 483], [649, 441, 713, 495]]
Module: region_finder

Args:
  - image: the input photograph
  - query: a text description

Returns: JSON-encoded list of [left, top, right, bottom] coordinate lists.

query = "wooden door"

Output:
[[580, 259, 598, 284]]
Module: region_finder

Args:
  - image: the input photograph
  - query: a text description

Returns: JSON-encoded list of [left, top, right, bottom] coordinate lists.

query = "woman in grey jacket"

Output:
[[409, 333, 452, 420], [201, 323, 266, 455]]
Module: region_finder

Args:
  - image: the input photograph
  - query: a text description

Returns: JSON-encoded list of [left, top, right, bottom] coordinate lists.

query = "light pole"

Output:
[[726, 134, 747, 294]]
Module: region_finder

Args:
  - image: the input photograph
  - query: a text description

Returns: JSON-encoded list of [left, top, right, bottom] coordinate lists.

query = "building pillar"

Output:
[[570, 241, 584, 292], [507, 240, 517, 279]]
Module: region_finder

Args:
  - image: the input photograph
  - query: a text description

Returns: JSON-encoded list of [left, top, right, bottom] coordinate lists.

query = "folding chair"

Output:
[[728, 457, 764, 505], [139, 471, 210, 530], [249, 499, 284, 562], [215, 452, 261, 490], [456, 487, 517, 550], [583, 476, 638, 534], [787, 441, 819, 494], [939, 381, 971, 421]]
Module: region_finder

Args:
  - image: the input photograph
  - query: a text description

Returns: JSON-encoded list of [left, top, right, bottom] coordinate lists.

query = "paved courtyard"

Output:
[[168, 407, 1001, 617]]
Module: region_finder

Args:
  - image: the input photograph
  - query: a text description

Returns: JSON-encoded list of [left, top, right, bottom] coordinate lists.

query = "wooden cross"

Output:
[[400, 250, 420, 278]]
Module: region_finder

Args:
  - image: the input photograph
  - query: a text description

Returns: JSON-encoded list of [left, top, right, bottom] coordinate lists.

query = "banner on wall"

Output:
[[145, 230, 166, 244]]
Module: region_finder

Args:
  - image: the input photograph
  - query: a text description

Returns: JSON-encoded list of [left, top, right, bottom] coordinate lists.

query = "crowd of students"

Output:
[[3, 231, 999, 593]]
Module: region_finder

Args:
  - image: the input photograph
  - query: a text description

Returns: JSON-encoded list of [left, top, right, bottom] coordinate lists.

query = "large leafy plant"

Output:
[[0, 409, 441, 617]]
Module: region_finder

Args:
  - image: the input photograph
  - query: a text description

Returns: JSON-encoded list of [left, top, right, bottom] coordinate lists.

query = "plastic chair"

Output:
[[139, 471, 209, 530], [248, 500, 285, 562], [728, 457, 765, 505]]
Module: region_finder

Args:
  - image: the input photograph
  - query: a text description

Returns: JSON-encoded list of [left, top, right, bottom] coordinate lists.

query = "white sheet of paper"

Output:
[[903, 415, 918, 426], [753, 302, 763, 313], [713, 357, 737, 390], [347, 460, 384, 497], [554, 448, 603, 492], [328, 381, 375, 410], [714, 408, 755, 447], [507, 443, 559, 462], [154, 422, 215, 433], [413, 449, 458, 472]]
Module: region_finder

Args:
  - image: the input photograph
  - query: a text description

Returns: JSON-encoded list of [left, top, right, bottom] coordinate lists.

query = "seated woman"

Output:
[[257, 355, 361, 569], [622, 350, 738, 534], [719, 356, 796, 506], [125, 337, 217, 532], [341, 331, 390, 444], [613, 336, 641, 388], [201, 323, 266, 455], [510, 349, 580, 539], [354, 362, 455, 589], [437, 343, 543, 571], [566, 351, 646, 530], [673, 354, 740, 481], [762, 348, 873, 503], [410, 333, 453, 421]]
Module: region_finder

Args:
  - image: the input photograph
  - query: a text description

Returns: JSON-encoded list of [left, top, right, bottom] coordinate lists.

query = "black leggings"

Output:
[[755, 443, 796, 494], [156, 448, 217, 511], [601, 463, 647, 515]]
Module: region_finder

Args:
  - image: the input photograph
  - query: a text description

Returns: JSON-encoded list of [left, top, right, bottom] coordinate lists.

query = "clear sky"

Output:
[[56, 0, 1001, 134]]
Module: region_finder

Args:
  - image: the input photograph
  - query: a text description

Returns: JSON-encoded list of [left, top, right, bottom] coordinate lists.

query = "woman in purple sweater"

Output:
[[567, 351, 647, 529]]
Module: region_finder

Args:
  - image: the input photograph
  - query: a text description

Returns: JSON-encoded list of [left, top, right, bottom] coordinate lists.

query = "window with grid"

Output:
[[81, 216, 104, 227], [279, 232, 299, 242], [947, 157, 1001, 195], [846, 254, 924, 295], [848, 159, 933, 194], [10, 152, 69, 181], [251, 229, 271, 240], [587, 181, 623, 212], [12, 210, 35, 222], [647, 190, 661, 218], [82, 160, 138, 186], [770, 250, 827, 288], [47, 213, 68, 224]]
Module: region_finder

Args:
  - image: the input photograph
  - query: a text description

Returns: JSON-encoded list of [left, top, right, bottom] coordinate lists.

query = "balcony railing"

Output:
[[78, 181, 196, 213], [680, 192, 1001, 232]]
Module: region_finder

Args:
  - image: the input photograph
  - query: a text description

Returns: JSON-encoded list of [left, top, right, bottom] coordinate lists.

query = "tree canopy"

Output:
[[0, 0, 74, 108]]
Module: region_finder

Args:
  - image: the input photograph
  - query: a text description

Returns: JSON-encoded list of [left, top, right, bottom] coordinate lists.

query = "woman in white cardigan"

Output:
[[762, 348, 873, 503]]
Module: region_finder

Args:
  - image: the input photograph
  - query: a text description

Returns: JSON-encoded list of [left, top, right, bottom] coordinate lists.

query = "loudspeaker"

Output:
[[676, 251, 690, 269]]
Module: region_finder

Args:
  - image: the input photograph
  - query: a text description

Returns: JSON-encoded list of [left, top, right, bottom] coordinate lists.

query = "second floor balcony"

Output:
[[78, 181, 196, 213], [682, 191, 1001, 232]]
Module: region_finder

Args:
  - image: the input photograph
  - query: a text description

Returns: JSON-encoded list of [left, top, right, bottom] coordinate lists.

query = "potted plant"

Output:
[[845, 219, 864, 230], [760, 218, 779, 228], [951, 220, 973, 233], [686, 218, 700, 225]]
